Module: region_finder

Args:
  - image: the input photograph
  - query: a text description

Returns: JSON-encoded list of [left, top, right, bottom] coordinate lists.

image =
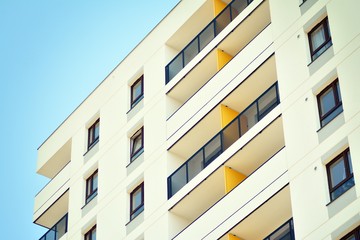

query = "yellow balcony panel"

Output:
[[34, 190, 69, 229], [37, 139, 71, 178], [34, 162, 71, 222], [217, 49, 233, 71], [221, 105, 239, 128], [220, 186, 292, 240], [213, 0, 227, 16], [224, 166, 246, 193]]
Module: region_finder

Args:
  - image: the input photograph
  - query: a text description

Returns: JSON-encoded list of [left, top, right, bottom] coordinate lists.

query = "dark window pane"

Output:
[[132, 79, 143, 102], [321, 105, 343, 126], [329, 157, 346, 188], [310, 24, 326, 51], [170, 165, 187, 196], [204, 134, 222, 166], [222, 118, 240, 150], [320, 87, 336, 116], [215, 7, 231, 35], [331, 177, 354, 200], [168, 54, 183, 81], [188, 151, 204, 181], [184, 38, 199, 65], [258, 86, 277, 119], [199, 23, 215, 51]]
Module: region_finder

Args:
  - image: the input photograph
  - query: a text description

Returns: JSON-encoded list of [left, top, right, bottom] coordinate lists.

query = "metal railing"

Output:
[[39, 214, 68, 240], [165, 0, 253, 84], [167, 82, 279, 198]]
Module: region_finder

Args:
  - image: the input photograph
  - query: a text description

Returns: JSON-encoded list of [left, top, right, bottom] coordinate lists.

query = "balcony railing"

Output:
[[167, 82, 279, 198], [39, 214, 68, 240], [264, 219, 295, 240], [165, 0, 253, 84]]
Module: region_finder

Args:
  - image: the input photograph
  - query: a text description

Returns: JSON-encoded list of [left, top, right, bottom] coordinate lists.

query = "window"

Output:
[[130, 183, 144, 220], [85, 225, 96, 240], [130, 127, 144, 162], [86, 170, 98, 203], [341, 225, 360, 240], [131, 75, 144, 108], [327, 148, 354, 201], [308, 17, 332, 61], [317, 79, 343, 127], [88, 119, 100, 149]]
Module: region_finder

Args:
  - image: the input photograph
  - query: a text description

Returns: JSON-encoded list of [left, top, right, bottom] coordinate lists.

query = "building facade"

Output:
[[33, 0, 360, 239]]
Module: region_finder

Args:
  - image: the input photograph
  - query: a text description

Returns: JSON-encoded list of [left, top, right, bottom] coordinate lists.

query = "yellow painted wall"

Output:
[[213, 0, 227, 16], [216, 49, 233, 71], [227, 234, 244, 240], [224, 166, 247, 193], [220, 104, 239, 128]]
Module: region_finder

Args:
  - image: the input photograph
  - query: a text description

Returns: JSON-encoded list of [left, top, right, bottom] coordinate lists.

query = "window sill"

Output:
[[129, 148, 144, 165], [125, 209, 144, 226], [326, 184, 355, 206], [127, 96, 144, 113], [316, 110, 344, 132], [84, 139, 99, 156]]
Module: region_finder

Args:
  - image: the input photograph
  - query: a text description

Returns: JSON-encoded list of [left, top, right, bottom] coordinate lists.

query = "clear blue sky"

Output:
[[0, 1, 179, 239]]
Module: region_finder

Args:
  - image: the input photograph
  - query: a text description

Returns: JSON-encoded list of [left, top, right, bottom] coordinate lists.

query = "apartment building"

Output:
[[33, 0, 360, 239]]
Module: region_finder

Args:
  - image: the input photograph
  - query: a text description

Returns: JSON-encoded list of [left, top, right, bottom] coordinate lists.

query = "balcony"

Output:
[[168, 82, 279, 198], [170, 128, 288, 239], [166, 0, 271, 119], [218, 187, 293, 240], [34, 162, 71, 223], [38, 214, 68, 240], [165, 0, 253, 84]]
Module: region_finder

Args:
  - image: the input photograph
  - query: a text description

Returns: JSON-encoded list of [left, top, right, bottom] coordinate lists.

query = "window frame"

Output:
[[84, 225, 96, 240], [130, 127, 144, 162], [340, 225, 360, 240], [131, 75, 144, 108], [130, 182, 144, 220], [85, 170, 98, 204], [88, 119, 100, 150], [326, 148, 354, 201], [308, 17, 332, 61], [317, 79, 342, 127]]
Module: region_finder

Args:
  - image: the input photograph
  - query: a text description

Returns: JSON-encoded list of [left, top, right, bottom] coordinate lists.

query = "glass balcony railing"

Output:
[[39, 214, 68, 240], [167, 83, 279, 198], [165, 0, 253, 84], [264, 219, 295, 240]]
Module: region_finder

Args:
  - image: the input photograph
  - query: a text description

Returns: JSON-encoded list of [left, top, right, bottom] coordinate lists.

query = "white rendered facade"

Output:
[[33, 0, 360, 239]]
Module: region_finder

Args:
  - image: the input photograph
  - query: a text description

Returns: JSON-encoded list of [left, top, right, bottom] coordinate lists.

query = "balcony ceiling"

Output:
[[34, 190, 69, 228], [166, 0, 214, 50], [221, 186, 292, 240]]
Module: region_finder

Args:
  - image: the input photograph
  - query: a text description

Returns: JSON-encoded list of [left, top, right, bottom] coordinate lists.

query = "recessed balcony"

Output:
[[165, 0, 271, 119], [34, 189, 69, 230], [219, 187, 293, 240], [34, 162, 71, 224], [169, 118, 287, 239], [165, 0, 255, 84], [168, 79, 280, 199], [38, 213, 68, 240]]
